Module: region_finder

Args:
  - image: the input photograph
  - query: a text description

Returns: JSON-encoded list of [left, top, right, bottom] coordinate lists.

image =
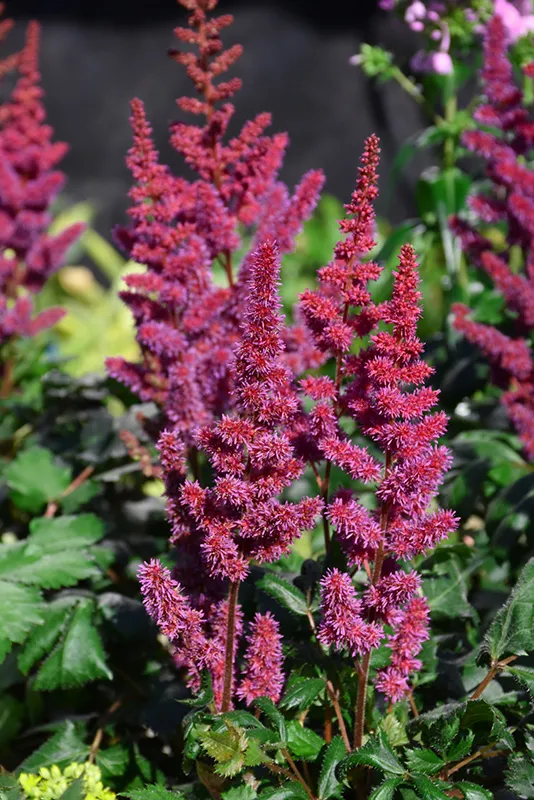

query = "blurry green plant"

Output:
[[35, 202, 139, 377]]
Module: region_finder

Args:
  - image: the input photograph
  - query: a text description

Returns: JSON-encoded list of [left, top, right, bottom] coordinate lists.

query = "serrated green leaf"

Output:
[[18, 598, 77, 675], [222, 786, 257, 800], [318, 736, 346, 800], [462, 701, 514, 750], [33, 599, 112, 689], [59, 777, 85, 800], [18, 721, 89, 772], [444, 733, 474, 763], [28, 515, 104, 551], [258, 788, 308, 800], [121, 786, 184, 800], [0, 543, 99, 589], [507, 665, 534, 697], [484, 558, 534, 660], [369, 778, 403, 800], [0, 581, 43, 661], [255, 697, 287, 744], [197, 724, 247, 777], [221, 711, 265, 729], [506, 754, 534, 798], [280, 678, 325, 711], [243, 738, 270, 768], [96, 745, 130, 779], [405, 750, 444, 776], [423, 559, 476, 620], [287, 721, 323, 761], [338, 732, 404, 780], [456, 782, 493, 800], [6, 448, 71, 513], [410, 775, 450, 799], [182, 670, 214, 708], [258, 574, 308, 616]]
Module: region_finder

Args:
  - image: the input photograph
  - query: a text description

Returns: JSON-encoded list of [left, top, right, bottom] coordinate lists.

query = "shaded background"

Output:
[[4, 0, 427, 235]]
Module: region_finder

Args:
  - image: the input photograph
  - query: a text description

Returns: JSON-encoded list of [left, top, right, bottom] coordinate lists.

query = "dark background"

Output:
[[4, 0, 426, 235]]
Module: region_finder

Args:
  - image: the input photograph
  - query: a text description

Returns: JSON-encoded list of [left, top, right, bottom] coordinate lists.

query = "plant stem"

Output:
[[44, 466, 95, 518], [443, 95, 457, 170], [282, 749, 317, 800], [470, 654, 518, 701], [354, 452, 391, 749], [221, 579, 240, 713], [440, 741, 506, 780], [0, 355, 14, 399], [326, 680, 351, 753]]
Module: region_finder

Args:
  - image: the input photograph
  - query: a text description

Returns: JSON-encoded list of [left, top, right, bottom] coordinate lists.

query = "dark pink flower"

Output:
[[237, 611, 284, 705]]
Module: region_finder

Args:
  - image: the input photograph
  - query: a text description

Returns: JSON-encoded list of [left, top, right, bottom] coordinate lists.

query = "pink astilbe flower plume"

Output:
[[452, 13, 534, 461], [237, 611, 284, 705], [0, 21, 84, 359], [108, 0, 324, 450]]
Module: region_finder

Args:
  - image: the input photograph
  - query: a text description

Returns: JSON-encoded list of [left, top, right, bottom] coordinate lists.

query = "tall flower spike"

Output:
[[237, 611, 284, 706], [109, 0, 324, 450], [452, 13, 534, 461], [0, 21, 84, 354]]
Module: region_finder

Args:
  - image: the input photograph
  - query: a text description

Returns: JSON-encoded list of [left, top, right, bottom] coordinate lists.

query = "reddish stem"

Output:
[[221, 579, 240, 713]]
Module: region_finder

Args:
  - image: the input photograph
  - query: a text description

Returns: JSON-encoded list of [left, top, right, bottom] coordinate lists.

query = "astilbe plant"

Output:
[[136, 115, 459, 772], [0, 18, 85, 397], [452, 12, 534, 461]]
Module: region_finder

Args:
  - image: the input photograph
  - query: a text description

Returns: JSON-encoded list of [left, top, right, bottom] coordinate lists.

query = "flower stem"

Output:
[[221, 579, 240, 712], [282, 749, 317, 800], [354, 452, 391, 749], [326, 680, 351, 753], [470, 654, 518, 701]]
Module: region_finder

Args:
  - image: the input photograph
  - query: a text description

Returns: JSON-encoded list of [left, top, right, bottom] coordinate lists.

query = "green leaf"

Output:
[[95, 745, 130, 779], [483, 557, 534, 660], [410, 775, 450, 799], [222, 786, 257, 800], [33, 598, 112, 689], [338, 732, 404, 780], [287, 721, 323, 761], [60, 481, 100, 514], [0, 694, 23, 747], [258, 574, 309, 616], [369, 779, 403, 800], [507, 665, 534, 697], [258, 788, 308, 800], [6, 448, 71, 513], [121, 787, 184, 800], [423, 559, 477, 620], [197, 724, 247, 778], [318, 736, 347, 800], [0, 581, 43, 661], [182, 670, 214, 708], [28, 515, 104, 551], [254, 697, 287, 744], [506, 754, 534, 798], [18, 598, 77, 675], [405, 750, 444, 776], [280, 678, 325, 711], [0, 543, 99, 589], [221, 711, 265, 729], [18, 721, 89, 772], [59, 777, 85, 800], [456, 783, 493, 800], [461, 700, 514, 750]]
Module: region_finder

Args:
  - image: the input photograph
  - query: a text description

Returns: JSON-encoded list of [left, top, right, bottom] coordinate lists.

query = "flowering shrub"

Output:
[[3, 1, 534, 800]]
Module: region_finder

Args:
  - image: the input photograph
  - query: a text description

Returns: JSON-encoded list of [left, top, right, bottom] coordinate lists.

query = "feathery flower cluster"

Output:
[[0, 21, 84, 355], [300, 137, 457, 700], [452, 13, 534, 460], [133, 2, 457, 715], [139, 558, 283, 709], [107, 0, 323, 447]]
